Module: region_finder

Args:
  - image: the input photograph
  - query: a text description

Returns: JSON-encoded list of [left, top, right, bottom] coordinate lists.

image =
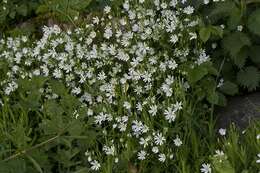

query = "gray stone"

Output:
[[216, 92, 260, 129]]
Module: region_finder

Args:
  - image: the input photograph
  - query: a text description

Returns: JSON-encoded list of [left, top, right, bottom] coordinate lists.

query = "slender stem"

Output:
[[1, 133, 61, 162]]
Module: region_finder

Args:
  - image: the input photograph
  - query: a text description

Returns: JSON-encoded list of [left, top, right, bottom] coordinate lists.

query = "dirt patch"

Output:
[[216, 92, 260, 129]]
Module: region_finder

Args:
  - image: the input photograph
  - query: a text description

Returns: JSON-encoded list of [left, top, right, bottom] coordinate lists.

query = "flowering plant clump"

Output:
[[1, 0, 259, 173], [0, 0, 216, 172]]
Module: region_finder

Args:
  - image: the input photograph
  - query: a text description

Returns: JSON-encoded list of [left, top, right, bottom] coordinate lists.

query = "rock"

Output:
[[216, 92, 260, 129]]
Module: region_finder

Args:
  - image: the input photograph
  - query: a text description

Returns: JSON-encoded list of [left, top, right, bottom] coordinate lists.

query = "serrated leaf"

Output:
[[237, 66, 260, 91], [249, 46, 260, 63], [220, 81, 238, 96], [248, 9, 260, 36], [222, 32, 251, 57], [232, 47, 248, 68]]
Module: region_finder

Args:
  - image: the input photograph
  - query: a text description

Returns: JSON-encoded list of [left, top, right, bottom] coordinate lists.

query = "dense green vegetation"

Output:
[[0, 0, 259, 172]]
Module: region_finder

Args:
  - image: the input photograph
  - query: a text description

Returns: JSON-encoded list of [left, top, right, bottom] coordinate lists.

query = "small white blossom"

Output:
[[256, 134, 260, 140], [152, 146, 159, 153], [90, 160, 101, 171], [237, 25, 243, 31], [164, 106, 176, 123], [173, 136, 182, 147], [158, 153, 166, 162], [104, 6, 111, 14], [154, 133, 166, 146], [218, 128, 226, 136], [200, 163, 211, 173], [137, 150, 147, 160], [148, 105, 158, 116], [256, 153, 260, 163]]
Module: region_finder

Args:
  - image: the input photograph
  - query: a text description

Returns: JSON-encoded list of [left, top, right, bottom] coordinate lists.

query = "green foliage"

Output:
[[211, 154, 235, 173], [237, 66, 260, 91], [248, 9, 260, 36], [199, 26, 223, 42], [200, 0, 260, 95], [0, 0, 39, 32], [219, 81, 239, 96], [36, 0, 92, 22]]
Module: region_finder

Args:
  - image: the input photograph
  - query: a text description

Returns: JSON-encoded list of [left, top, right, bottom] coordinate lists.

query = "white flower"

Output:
[[256, 153, 260, 163], [212, 43, 217, 49], [104, 27, 113, 39], [256, 134, 260, 140], [94, 112, 108, 125], [214, 150, 224, 157], [197, 50, 210, 65], [71, 87, 81, 95], [115, 157, 119, 163], [237, 25, 243, 31], [218, 128, 226, 136], [152, 146, 159, 153], [137, 150, 147, 160], [148, 105, 158, 116], [158, 153, 166, 162], [217, 78, 224, 88], [123, 101, 131, 109], [132, 120, 149, 137], [173, 101, 182, 111], [200, 163, 211, 173], [173, 136, 182, 147], [154, 133, 166, 146], [164, 106, 176, 123], [170, 34, 178, 44], [204, 0, 210, 4], [103, 145, 115, 156], [104, 6, 111, 14], [170, 0, 178, 7], [183, 6, 194, 15], [90, 160, 101, 171], [97, 71, 107, 80]]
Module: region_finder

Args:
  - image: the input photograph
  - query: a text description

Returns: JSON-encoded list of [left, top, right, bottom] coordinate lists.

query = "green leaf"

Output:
[[232, 47, 248, 68], [207, 91, 219, 104], [227, 7, 241, 30], [9, 10, 16, 19], [199, 27, 211, 42], [217, 92, 227, 106], [237, 66, 260, 91], [49, 80, 67, 96], [36, 5, 49, 14], [211, 152, 235, 173], [222, 32, 251, 57], [248, 9, 260, 36], [220, 81, 239, 96], [187, 65, 208, 84], [209, 26, 223, 38], [209, 1, 235, 22], [26, 155, 43, 173], [17, 4, 28, 16], [249, 46, 260, 63]]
